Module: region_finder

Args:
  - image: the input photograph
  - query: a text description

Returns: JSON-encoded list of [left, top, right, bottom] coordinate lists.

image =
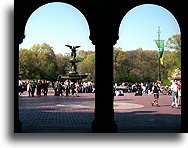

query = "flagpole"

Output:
[[157, 26, 161, 81]]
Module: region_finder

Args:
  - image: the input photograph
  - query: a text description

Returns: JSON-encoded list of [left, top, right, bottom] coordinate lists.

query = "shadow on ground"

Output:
[[19, 106, 180, 133]]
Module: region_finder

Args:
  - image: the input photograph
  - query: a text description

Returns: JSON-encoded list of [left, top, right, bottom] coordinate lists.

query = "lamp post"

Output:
[[157, 26, 161, 81]]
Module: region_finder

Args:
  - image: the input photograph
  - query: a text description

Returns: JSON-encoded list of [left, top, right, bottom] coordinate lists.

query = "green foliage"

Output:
[[162, 35, 181, 81], [77, 52, 95, 81], [113, 34, 181, 84], [19, 44, 95, 81], [165, 34, 181, 51], [77, 50, 94, 60], [19, 43, 57, 81], [162, 79, 171, 86], [55, 54, 71, 74], [114, 47, 158, 83], [19, 34, 180, 83]]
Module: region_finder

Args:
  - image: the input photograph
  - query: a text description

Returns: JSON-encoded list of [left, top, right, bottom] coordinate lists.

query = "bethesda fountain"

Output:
[[57, 45, 88, 82]]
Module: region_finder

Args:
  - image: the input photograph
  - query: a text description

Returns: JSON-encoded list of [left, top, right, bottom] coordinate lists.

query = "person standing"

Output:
[[75, 82, 80, 97], [58, 81, 64, 96], [30, 80, 37, 97], [91, 81, 95, 93], [43, 80, 49, 96], [151, 82, 160, 107], [65, 80, 71, 96], [170, 80, 179, 108], [54, 80, 59, 96], [18, 79, 23, 98], [37, 80, 42, 96], [147, 82, 153, 96], [70, 82, 76, 97], [27, 81, 31, 97], [177, 80, 181, 107]]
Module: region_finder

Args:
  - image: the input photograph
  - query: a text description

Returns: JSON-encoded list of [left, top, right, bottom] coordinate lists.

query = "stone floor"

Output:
[[19, 92, 181, 133]]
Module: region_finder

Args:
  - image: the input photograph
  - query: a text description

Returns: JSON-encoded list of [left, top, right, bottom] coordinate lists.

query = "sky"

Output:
[[115, 4, 180, 51], [19, 2, 180, 54]]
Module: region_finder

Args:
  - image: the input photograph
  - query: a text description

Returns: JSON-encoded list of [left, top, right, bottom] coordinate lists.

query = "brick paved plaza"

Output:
[[19, 92, 181, 133]]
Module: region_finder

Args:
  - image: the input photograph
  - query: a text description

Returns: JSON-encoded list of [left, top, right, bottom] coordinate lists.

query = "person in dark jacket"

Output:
[[151, 82, 160, 107], [42, 80, 49, 96], [30, 80, 37, 97], [57, 81, 64, 96], [37, 80, 42, 96], [70, 82, 76, 97]]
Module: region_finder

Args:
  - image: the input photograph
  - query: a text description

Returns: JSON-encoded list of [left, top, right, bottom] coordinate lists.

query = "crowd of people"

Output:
[[151, 80, 181, 108], [19, 79, 181, 109], [114, 81, 171, 95], [18, 79, 95, 98], [18, 79, 50, 97], [53, 80, 95, 97], [113, 80, 181, 109]]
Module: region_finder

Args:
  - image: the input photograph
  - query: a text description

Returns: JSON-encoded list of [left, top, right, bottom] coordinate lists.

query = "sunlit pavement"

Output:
[[19, 92, 181, 133]]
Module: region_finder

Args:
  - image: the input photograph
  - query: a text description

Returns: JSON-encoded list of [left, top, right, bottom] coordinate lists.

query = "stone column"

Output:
[[14, 35, 25, 133], [90, 37, 118, 132]]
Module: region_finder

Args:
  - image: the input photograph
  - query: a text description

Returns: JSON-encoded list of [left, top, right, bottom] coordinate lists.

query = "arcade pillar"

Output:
[[91, 40, 118, 132]]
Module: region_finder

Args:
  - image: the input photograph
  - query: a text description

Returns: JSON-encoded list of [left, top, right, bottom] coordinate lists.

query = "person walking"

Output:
[[151, 82, 160, 107], [170, 80, 179, 108]]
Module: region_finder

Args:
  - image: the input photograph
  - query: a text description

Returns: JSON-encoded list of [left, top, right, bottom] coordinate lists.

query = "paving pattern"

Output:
[[19, 92, 181, 133]]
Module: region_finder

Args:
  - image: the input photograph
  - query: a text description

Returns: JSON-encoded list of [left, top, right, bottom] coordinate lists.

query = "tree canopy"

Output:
[[19, 43, 57, 81], [19, 34, 181, 85]]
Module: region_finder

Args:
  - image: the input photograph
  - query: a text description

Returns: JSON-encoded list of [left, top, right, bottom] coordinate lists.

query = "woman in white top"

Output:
[[27, 81, 31, 96], [170, 80, 179, 108]]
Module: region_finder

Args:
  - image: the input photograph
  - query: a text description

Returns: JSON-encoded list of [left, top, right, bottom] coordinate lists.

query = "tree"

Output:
[[165, 34, 181, 68], [55, 53, 71, 75], [164, 34, 181, 83], [77, 50, 94, 60], [19, 43, 57, 81], [30, 43, 57, 80], [165, 34, 181, 51], [77, 52, 95, 81], [113, 34, 181, 84], [19, 49, 36, 79], [114, 48, 131, 83], [113, 48, 159, 83], [19, 36, 180, 85]]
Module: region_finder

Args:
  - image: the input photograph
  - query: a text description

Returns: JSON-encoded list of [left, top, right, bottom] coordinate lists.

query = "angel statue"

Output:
[[65, 45, 80, 59]]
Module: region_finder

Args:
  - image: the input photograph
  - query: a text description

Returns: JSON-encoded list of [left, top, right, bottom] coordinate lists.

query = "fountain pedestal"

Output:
[[57, 46, 87, 82]]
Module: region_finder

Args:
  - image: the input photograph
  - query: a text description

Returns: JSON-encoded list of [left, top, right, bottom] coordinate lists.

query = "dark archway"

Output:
[[15, 0, 188, 133]]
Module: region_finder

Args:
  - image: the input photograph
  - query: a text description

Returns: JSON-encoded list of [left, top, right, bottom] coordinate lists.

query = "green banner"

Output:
[[155, 40, 164, 64]]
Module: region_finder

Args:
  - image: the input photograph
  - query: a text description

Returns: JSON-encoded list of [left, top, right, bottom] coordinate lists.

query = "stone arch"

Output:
[[15, 0, 187, 133]]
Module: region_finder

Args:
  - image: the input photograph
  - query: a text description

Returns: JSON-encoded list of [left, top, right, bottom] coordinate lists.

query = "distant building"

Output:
[[64, 52, 71, 56]]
